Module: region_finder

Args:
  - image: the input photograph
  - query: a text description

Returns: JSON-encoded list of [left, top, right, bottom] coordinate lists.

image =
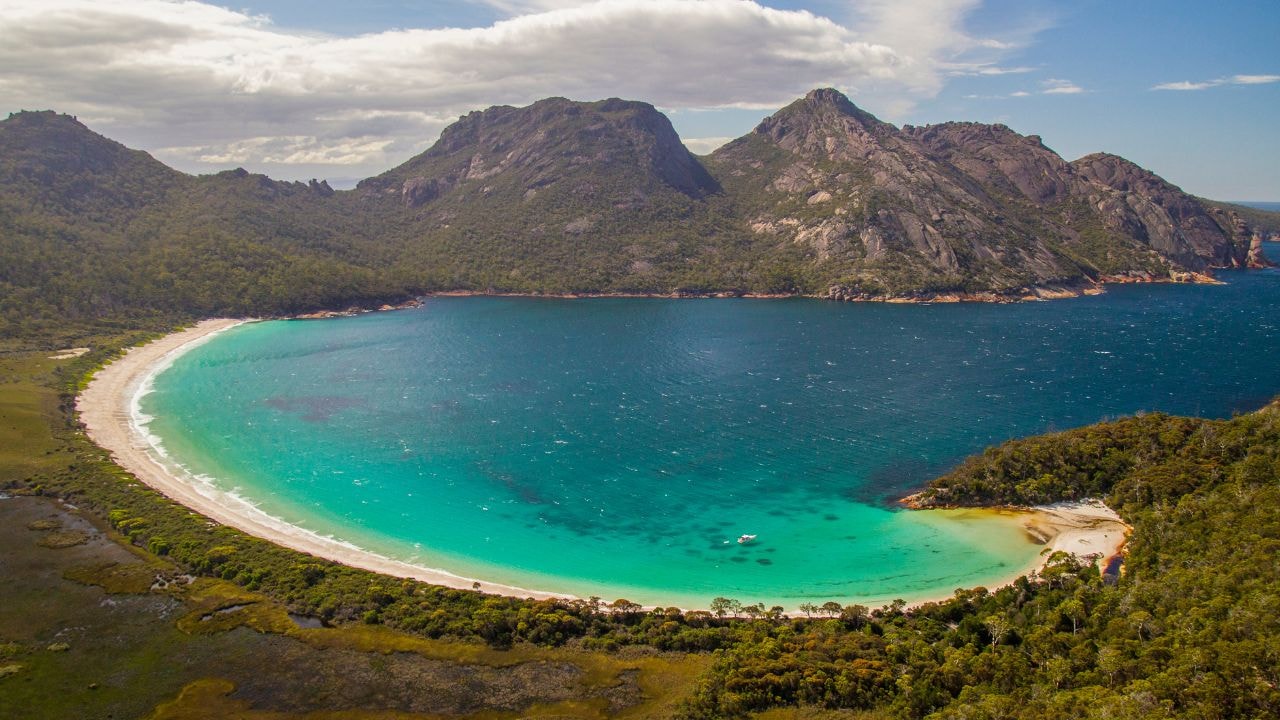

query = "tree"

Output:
[[841, 604, 869, 627], [710, 596, 735, 619], [984, 614, 1011, 649]]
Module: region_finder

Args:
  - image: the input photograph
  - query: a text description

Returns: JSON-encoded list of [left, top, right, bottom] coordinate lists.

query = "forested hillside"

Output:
[[4, 91, 1277, 342]]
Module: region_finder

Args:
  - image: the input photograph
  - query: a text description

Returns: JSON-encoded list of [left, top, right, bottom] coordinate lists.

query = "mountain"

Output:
[[349, 97, 742, 294], [0, 113, 411, 335], [707, 89, 1263, 299], [1, 92, 1275, 337]]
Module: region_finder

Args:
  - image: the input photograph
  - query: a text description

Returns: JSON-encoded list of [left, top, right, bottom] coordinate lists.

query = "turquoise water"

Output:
[[144, 260, 1280, 608]]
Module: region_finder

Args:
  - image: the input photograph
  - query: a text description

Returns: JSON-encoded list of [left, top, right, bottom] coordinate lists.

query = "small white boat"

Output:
[[737, 534, 757, 544]]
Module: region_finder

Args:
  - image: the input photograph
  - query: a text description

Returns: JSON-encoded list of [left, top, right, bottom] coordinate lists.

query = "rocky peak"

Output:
[[0, 109, 181, 214], [1071, 152, 1174, 196], [1072, 153, 1251, 269], [366, 96, 717, 205], [903, 121, 1076, 204], [1, 110, 165, 178], [753, 87, 896, 153]]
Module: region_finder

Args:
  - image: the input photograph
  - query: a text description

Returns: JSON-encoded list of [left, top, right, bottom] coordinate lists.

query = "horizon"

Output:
[[1, 1, 1277, 198]]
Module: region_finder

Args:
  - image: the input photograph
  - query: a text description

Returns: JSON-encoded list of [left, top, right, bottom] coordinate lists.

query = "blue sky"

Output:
[[2, 0, 1276, 198]]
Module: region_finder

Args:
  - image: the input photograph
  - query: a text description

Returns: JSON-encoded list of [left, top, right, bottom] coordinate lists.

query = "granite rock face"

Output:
[[704, 88, 1257, 297], [361, 97, 718, 206]]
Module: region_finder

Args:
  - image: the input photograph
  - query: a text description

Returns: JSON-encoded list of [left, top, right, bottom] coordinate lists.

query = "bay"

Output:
[[143, 259, 1280, 608]]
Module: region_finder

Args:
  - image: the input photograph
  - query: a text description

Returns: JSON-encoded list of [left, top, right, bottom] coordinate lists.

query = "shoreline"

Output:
[[957, 501, 1129, 597], [77, 318, 574, 602], [418, 270, 1229, 305], [77, 318, 1130, 613]]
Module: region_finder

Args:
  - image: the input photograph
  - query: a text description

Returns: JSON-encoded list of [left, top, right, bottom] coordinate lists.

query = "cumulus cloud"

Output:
[[1041, 78, 1084, 95], [1152, 74, 1280, 91], [0, 0, 1027, 179], [1232, 74, 1280, 84]]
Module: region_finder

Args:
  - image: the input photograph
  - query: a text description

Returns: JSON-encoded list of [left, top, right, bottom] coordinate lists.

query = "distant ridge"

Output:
[[2, 90, 1277, 336]]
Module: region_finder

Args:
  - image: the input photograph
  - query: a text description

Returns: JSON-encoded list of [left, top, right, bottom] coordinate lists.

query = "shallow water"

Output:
[[144, 259, 1280, 608]]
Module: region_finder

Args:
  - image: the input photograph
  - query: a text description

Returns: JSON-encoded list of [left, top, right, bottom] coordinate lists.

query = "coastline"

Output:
[[76, 318, 573, 602], [419, 270, 1226, 305], [956, 501, 1129, 597], [78, 318, 1130, 613]]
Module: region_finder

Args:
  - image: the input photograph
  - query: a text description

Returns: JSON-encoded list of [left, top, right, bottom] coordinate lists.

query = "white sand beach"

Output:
[[76, 318, 573, 602], [77, 319, 1130, 612], [1022, 499, 1130, 565]]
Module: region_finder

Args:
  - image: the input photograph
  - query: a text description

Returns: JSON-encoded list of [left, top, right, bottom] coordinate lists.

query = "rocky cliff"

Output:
[[704, 89, 1257, 300]]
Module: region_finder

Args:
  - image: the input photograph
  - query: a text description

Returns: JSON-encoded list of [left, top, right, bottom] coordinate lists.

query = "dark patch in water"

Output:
[[200, 604, 250, 621], [474, 461, 545, 505], [854, 457, 956, 504], [263, 395, 365, 422], [823, 514, 839, 521], [729, 556, 747, 563], [756, 558, 773, 566]]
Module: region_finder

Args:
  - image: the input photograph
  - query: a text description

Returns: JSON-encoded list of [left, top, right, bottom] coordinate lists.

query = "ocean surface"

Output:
[[1236, 201, 1280, 212], [143, 258, 1280, 608]]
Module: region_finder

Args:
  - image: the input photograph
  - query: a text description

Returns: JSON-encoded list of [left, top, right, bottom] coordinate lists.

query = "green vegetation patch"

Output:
[[176, 579, 295, 636], [64, 560, 165, 594], [36, 529, 90, 548]]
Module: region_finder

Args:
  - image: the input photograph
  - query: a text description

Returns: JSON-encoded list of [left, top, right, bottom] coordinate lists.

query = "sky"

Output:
[[1, 0, 1276, 199]]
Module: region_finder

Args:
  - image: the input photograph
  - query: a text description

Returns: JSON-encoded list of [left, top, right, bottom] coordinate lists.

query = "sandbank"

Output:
[[77, 319, 1130, 613]]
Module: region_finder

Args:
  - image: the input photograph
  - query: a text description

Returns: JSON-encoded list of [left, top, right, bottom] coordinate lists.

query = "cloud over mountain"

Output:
[[0, 0, 1024, 180]]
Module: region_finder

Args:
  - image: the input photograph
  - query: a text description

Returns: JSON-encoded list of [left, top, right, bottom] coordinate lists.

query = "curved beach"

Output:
[[77, 318, 572, 602], [77, 319, 1130, 610]]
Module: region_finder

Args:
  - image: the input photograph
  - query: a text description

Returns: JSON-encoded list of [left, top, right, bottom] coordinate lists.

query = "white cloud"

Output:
[[1010, 90, 1031, 97], [682, 136, 735, 155], [1229, 74, 1280, 85], [163, 135, 396, 165], [1152, 73, 1280, 91], [1152, 80, 1218, 91], [1041, 78, 1084, 95], [946, 64, 1035, 77], [0, 0, 1029, 179]]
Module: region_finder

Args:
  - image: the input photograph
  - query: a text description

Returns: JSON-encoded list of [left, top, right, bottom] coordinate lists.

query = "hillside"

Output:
[[708, 89, 1265, 298], [2, 90, 1277, 338]]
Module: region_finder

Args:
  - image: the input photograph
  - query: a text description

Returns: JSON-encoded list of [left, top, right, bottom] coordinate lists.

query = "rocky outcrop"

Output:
[[1071, 153, 1249, 270], [361, 96, 718, 204], [707, 89, 1257, 295]]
